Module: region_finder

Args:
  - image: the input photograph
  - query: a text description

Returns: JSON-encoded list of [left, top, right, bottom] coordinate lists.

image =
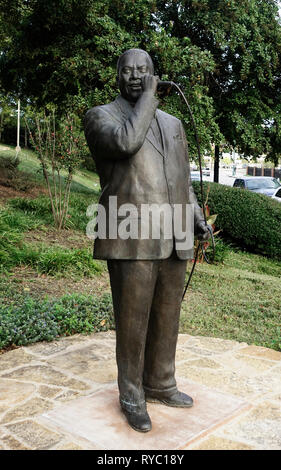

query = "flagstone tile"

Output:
[[4, 420, 63, 450], [54, 390, 86, 403], [238, 346, 281, 362], [1, 434, 31, 450], [215, 354, 277, 376], [190, 435, 254, 450], [47, 350, 117, 383], [176, 364, 281, 399], [175, 349, 199, 362], [183, 336, 246, 354], [216, 401, 281, 449], [0, 379, 36, 405], [53, 441, 85, 450], [1, 397, 54, 424], [25, 335, 92, 357], [187, 358, 222, 369], [0, 349, 37, 372], [1, 365, 91, 390], [38, 385, 63, 399]]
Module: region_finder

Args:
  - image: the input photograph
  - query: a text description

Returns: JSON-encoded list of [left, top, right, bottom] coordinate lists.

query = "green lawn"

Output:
[[0, 143, 101, 194], [0, 144, 280, 351], [181, 250, 281, 351]]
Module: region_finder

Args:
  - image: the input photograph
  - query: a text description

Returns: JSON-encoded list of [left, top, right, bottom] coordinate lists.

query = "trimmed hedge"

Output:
[[192, 181, 281, 260]]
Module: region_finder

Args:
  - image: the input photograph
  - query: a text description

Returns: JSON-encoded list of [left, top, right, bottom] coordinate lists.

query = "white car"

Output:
[[190, 171, 200, 181], [272, 187, 281, 202]]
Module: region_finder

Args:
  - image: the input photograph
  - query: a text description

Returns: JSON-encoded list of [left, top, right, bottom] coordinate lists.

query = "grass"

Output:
[[0, 144, 101, 194], [0, 143, 280, 351], [181, 249, 281, 351]]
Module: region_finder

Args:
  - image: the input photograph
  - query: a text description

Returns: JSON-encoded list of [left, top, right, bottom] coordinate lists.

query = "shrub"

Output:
[[0, 292, 114, 349], [0, 154, 20, 172], [26, 110, 86, 229], [0, 154, 35, 191], [212, 237, 232, 264], [82, 154, 96, 172], [192, 181, 281, 260]]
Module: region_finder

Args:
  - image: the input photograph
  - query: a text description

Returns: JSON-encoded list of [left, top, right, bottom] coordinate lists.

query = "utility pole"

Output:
[[16, 99, 21, 155]]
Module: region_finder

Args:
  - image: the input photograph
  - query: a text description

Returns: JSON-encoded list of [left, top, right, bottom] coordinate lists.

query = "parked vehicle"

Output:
[[202, 167, 211, 176], [233, 176, 281, 196], [272, 187, 281, 202], [190, 171, 200, 181]]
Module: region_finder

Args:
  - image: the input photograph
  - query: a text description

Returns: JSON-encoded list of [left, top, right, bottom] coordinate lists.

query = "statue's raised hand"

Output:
[[142, 75, 159, 96]]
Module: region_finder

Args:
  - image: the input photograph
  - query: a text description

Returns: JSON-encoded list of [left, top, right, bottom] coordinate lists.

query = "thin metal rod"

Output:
[[166, 82, 216, 300], [170, 82, 207, 224]]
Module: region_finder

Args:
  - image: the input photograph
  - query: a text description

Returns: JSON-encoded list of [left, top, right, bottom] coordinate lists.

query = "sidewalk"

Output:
[[0, 332, 281, 450]]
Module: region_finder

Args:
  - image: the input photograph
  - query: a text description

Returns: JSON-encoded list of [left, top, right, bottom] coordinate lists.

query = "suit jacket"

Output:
[[84, 92, 204, 260]]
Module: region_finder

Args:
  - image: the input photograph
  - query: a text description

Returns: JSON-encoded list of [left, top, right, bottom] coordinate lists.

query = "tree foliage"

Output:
[[155, 0, 281, 163], [1, 0, 281, 162]]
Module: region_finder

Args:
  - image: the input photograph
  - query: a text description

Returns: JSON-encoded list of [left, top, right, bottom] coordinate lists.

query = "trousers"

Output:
[[107, 251, 187, 413]]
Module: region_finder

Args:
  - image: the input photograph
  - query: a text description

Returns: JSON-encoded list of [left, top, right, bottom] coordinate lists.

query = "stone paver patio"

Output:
[[0, 332, 281, 450]]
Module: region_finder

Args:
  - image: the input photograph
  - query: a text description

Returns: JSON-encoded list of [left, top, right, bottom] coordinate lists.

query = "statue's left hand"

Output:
[[196, 221, 213, 241]]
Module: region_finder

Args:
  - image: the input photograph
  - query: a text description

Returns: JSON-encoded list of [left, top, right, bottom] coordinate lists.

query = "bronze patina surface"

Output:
[[84, 49, 210, 432]]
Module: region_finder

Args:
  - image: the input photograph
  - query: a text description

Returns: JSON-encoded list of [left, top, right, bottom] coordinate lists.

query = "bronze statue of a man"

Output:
[[84, 49, 210, 432]]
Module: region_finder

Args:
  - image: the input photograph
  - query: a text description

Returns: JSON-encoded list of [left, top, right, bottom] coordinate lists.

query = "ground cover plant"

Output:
[[0, 288, 114, 350]]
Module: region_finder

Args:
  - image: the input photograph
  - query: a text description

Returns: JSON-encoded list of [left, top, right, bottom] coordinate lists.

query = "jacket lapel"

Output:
[[146, 125, 165, 158], [155, 110, 167, 158], [114, 95, 133, 121]]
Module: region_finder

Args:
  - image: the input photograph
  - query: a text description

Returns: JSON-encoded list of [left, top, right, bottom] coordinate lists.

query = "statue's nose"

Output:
[[131, 68, 140, 79]]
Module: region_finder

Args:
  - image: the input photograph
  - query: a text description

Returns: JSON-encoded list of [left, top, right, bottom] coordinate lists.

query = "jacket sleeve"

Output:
[[84, 92, 159, 160], [179, 122, 205, 230]]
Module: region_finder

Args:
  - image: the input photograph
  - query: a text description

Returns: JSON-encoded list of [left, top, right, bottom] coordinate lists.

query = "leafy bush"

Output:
[[82, 154, 96, 172], [0, 154, 35, 191], [0, 154, 20, 171], [212, 237, 233, 264], [0, 292, 114, 349], [192, 181, 281, 260]]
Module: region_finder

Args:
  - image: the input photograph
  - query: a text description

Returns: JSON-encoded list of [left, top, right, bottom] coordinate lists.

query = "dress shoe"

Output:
[[145, 390, 193, 408], [121, 407, 152, 433]]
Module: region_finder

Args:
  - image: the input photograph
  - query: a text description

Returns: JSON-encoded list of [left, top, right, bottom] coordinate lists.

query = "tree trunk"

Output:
[[214, 145, 220, 183], [0, 112, 3, 142]]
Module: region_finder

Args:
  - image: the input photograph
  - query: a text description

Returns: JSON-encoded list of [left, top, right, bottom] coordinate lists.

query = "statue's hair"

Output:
[[117, 49, 154, 75]]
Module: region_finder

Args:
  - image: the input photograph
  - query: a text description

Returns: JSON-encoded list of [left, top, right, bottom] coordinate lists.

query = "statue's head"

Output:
[[117, 48, 154, 103]]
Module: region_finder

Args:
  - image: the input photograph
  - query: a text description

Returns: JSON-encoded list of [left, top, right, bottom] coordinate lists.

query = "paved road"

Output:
[[202, 168, 247, 187]]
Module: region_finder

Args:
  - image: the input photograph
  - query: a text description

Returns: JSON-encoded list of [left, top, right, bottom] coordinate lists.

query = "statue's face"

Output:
[[118, 51, 153, 102]]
